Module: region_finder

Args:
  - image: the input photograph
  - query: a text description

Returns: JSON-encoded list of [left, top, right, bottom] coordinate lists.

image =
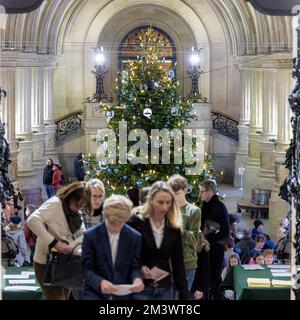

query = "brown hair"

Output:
[[167, 174, 188, 192], [196, 231, 210, 253], [56, 181, 91, 212]]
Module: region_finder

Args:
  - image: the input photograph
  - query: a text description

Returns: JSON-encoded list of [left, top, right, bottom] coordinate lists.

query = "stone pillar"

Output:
[[0, 65, 18, 180], [15, 65, 35, 186], [269, 65, 293, 239], [234, 68, 251, 187], [257, 69, 278, 189], [15, 67, 33, 141], [32, 67, 46, 169], [32, 67, 45, 134], [44, 66, 58, 161], [244, 69, 263, 196]]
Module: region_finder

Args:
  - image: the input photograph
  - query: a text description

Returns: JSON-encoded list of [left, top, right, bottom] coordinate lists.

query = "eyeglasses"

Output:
[[200, 190, 208, 194]]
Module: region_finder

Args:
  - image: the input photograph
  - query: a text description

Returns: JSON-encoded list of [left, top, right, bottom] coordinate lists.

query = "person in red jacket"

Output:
[[52, 163, 62, 194], [24, 204, 37, 265]]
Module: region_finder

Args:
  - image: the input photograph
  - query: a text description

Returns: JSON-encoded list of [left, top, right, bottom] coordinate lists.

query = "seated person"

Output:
[[251, 220, 275, 250], [81, 195, 144, 300], [223, 238, 240, 268], [262, 233, 275, 250], [248, 235, 266, 263], [249, 252, 265, 265], [263, 249, 274, 265], [5, 216, 31, 266], [221, 254, 240, 300], [251, 220, 264, 240], [276, 217, 289, 243]]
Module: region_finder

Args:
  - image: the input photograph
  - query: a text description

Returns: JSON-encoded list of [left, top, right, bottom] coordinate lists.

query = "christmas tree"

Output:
[[84, 28, 218, 205]]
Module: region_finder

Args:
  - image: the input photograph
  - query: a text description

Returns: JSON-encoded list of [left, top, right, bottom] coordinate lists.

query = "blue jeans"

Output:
[[186, 268, 196, 291], [44, 184, 53, 199], [172, 268, 196, 300], [132, 286, 172, 300]]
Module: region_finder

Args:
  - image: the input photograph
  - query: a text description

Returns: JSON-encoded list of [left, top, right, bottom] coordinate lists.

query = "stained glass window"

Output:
[[119, 26, 176, 75]]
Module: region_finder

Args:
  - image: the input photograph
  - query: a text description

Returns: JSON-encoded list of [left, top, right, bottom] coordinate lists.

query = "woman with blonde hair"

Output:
[[128, 181, 190, 300], [82, 178, 105, 229], [27, 181, 90, 300]]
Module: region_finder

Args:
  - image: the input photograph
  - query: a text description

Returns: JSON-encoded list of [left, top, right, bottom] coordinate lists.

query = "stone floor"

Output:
[[220, 185, 271, 235]]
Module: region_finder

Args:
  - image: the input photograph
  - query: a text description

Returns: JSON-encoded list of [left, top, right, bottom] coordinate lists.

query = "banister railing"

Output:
[[211, 109, 239, 142], [55, 108, 84, 141]]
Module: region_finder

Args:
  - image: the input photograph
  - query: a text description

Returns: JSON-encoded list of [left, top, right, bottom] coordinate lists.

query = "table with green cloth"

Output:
[[2, 267, 43, 300], [221, 265, 290, 300]]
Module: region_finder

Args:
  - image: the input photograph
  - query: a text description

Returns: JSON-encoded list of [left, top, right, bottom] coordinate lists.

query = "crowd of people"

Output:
[[1, 163, 290, 300]]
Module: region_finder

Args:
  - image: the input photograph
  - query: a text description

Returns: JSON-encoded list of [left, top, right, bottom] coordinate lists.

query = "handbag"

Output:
[[43, 243, 82, 289], [203, 219, 230, 246], [203, 219, 220, 237]]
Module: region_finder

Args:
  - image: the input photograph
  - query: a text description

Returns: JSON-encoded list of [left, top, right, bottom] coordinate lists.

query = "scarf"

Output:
[[62, 200, 82, 234]]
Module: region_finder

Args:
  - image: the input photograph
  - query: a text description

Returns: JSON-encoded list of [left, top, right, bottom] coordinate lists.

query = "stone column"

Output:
[[257, 68, 278, 189], [244, 69, 263, 196], [32, 67, 46, 169], [269, 64, 293, 239], [15, 64, 36, 186], [44, 65, 58, 161], [234, 68, 251, 187], [0, 64, 18, 180]]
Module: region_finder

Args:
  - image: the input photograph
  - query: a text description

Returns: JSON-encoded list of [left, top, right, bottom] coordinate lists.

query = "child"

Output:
[[263, 249, 274, 265], [251, 220, 264, 240], [221, 254, 240, 300], [223, 238, 240, 268], [248, 235, 266, 261], [168, 174, 201, 292], [191, 231, 210, 300], [24, 204, 37, 265], [5, 216, 31, 266], [249, 252, 265, 265]]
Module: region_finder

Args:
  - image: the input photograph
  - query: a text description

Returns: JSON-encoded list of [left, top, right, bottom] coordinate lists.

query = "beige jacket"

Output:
[[27, 196, 85, 264]]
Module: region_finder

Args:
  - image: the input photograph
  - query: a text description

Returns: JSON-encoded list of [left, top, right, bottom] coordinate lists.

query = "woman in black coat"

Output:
[[127, 181, 191, 300], [199, 180, 230, 300]]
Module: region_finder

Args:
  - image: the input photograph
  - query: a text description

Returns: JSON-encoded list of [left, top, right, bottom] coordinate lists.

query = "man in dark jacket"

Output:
[[43, 159, 54, 199], [200, 180, 229, 300], [72, 153, 86, 181]]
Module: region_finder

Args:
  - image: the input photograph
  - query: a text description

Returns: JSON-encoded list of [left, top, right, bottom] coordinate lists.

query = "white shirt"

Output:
[[106, 222, 120, 266], [150, 217, 165, 249]]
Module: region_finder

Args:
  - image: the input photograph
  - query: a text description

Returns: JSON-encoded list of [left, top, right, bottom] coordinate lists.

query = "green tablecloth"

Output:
[[221, 265, 290, 300], [2, 267, 43, 300]]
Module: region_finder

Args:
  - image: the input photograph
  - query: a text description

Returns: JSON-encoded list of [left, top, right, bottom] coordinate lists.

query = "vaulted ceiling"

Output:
[[2, 0, 292, 56]]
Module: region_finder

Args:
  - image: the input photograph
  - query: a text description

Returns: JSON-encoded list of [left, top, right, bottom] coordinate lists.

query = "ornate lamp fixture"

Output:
[[187, 47, 208, 103], [87, 46, 110, 102]]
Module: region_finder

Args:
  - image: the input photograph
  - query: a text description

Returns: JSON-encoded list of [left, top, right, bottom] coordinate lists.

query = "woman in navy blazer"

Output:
[[128, 181, 191, 300], [81, 195, 144, 300]]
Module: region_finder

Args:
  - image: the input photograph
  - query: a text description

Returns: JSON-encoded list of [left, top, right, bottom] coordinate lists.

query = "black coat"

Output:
[[127, 215, 191, 300], [191, 249, 210, 295], [200, 195, 230, 244], [43, 165, 53, 185]]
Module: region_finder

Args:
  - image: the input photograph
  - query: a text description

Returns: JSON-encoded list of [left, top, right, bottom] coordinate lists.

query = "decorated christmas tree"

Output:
[[84, 28, 219, 205]]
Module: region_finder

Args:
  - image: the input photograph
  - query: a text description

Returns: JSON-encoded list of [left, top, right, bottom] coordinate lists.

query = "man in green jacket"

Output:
[[168, 175, 201, 292]]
